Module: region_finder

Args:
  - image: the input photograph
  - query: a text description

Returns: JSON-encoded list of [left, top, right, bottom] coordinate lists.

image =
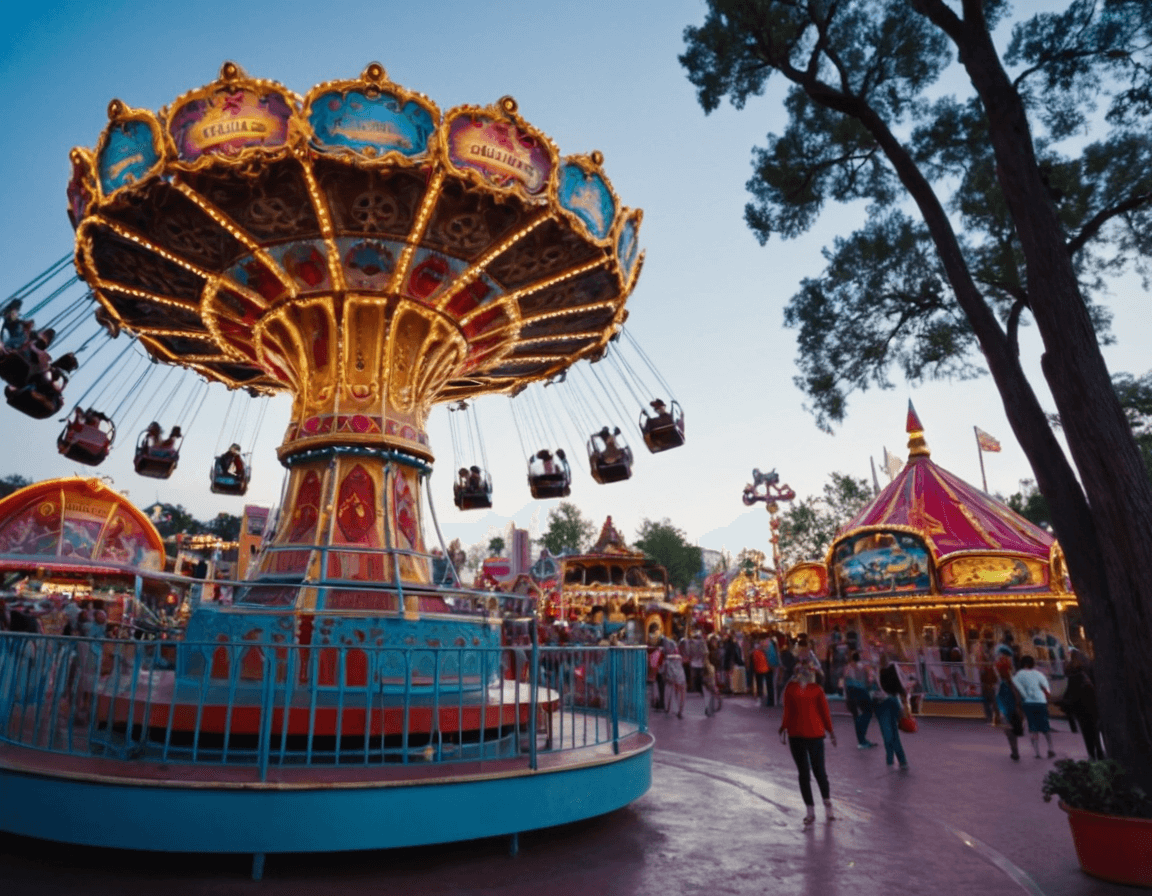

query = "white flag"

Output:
[[883, 447, 904, 481]]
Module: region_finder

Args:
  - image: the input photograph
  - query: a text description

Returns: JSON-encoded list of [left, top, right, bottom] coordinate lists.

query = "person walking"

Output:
[[1013, 654, 1056, 758], [779, 657, 837, 825], [841, 651, 876, 749], [776, 636, 796, 705], [688, 631, 707, 694], [660, 633, 687, 719], [703, 635, 723, 716], [750, 638, 769, 704], [995, 650, 1025, 760], [764, 633, 780, 706], [874, 652, 909, 770], [1059, 650, 1104, 759]]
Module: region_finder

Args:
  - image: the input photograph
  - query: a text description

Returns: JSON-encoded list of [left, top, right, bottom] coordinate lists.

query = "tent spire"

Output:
[[906, 400, 930, 458]]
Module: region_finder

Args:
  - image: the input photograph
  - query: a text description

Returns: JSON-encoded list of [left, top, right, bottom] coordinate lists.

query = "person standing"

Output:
[[764, 632, 780, 706], [841, 651, 876, 748], [1059, 650, 1104, 759], [779, 658, 837, 825], [1012, 654, 1056, 758], [874, 652, 909, 770]]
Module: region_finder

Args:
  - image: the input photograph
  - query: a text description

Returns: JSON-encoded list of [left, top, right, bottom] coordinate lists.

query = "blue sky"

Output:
[[1, 1, 1146, 560]]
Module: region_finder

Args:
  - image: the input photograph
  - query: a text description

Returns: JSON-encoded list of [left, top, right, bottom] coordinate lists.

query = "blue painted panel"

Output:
[[558, 164, 615, 240], [0, 743, 652, 853], [310, 90, 434, 158], [98, 120, 160, 195], [617, 216, 640, 278]]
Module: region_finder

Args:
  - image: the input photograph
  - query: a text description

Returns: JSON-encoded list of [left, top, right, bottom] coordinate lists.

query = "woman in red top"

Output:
[[779, 657, 837, 825]]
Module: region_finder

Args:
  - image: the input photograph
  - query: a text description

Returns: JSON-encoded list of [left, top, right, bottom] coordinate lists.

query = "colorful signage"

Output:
[[558, 163, 615, 240], [98, 119, 161, 195], [168, 88, 293, 162], [446, 115, 552, 195]]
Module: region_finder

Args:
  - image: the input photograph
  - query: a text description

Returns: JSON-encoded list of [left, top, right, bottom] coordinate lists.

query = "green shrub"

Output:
[[1042, 759, 1152, 819]]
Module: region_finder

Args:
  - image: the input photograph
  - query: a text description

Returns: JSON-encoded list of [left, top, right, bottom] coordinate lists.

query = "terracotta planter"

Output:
[[1060, 800, 1152, 887]]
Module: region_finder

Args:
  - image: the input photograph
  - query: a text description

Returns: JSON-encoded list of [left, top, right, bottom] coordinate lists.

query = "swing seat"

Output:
[[211, 470, 249, 496], [211, 456, 249, 495], [6, 383, 63, 419], [529, 472, 570, 500], [590, 448, 633, 484], [58, 421, 113, 466], [640, 400, 685, 453], [135, 447, 179, 479], [0, 348, 33, 388], [454, 483, 493, 510]]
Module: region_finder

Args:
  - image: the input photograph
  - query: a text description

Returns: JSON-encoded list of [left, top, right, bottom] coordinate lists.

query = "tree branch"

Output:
[[1067, 191, 1152, 256]]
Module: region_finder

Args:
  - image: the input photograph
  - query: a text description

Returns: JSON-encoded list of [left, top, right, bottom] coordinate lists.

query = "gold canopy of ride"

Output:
[[67, 62, 644, 595]]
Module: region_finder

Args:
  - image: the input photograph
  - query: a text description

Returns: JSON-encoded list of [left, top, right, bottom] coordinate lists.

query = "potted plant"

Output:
[[1042, 759, 1152, 886]]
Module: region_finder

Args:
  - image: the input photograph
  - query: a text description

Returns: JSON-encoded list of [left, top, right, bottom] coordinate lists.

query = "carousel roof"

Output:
[[837, 404, 1054, 561]]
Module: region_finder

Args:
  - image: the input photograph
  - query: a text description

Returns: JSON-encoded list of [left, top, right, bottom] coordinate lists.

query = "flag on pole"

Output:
[[975, 427, 1002, 453], [882, 447, 904, 480]]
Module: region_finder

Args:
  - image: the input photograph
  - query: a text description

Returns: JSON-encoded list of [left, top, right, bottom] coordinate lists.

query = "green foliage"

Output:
[[634, 518, 703, 593], [205, 513, 241, 542], [487, 536, 506, 556], [1042, 759, 1152, 819], [1112, 370, 1152, 487], [778, 472, 872, 568], [0, 474, 32, 500], [540, 502, 594, 556], [681, 1, 1152, 430], [1007, 479, 1051, 529]]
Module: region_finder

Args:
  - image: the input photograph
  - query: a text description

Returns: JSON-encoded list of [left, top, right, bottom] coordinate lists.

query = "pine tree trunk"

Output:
[[959, 26, 1152, 791]]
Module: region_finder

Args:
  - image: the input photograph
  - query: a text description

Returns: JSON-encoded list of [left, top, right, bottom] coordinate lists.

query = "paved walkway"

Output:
[[0, 690, 1129, 895]]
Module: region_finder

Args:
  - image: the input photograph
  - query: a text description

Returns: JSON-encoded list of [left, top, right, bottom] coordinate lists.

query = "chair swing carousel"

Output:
[[0, 61, 661, 866], [134, 422, 183, 479]]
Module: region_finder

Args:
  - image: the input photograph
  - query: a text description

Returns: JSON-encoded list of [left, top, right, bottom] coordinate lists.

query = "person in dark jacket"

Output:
[[1060, 650, 1104, 759]]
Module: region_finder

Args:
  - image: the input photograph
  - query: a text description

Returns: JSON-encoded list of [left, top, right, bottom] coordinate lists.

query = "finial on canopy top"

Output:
[[107, 99, 125, 120], [362, 62, 387, 83], [219, 61, 245, 82], [499, 96, 518, 115], [591, 150, 604, 166], [906, 400, 930, 458]]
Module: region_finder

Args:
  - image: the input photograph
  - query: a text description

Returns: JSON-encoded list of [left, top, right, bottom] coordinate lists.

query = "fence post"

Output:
[[529, 620, 538, 770], [609, 647, 619, 755]]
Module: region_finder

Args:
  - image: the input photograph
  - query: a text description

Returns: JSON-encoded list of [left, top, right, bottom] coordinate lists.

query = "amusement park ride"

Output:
[[0, 62, 685, 872]]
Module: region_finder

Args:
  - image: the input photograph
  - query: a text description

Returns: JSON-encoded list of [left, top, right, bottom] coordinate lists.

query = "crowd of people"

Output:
[[642, 623, 1105, 827]]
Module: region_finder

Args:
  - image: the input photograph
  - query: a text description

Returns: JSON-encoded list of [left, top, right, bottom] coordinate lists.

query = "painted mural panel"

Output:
[[832, 530, 931, 597]]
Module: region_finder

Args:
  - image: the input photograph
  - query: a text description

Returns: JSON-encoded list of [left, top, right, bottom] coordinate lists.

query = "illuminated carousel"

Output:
[[780, 405, 1079, 704], [0, 63, 652, 872]]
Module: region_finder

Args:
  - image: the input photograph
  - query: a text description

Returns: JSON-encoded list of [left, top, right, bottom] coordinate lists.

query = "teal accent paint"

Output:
[[0, 741, 652, 853], [310, 91, 434, 159], [558, 164, 615, 240]]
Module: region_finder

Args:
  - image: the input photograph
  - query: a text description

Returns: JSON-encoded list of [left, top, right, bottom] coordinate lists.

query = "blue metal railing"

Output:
[[0, 631, 648, 780]]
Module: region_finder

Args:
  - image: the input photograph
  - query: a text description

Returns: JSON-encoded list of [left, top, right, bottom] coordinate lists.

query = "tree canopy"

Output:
[[778, 471, 873, 567], [635, 518, 703, 592], [682, 0, 1152, 788], [540, 502, 595, 555]]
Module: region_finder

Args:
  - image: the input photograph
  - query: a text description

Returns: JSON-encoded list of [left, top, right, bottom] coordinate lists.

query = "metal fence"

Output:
[[0, 630, 648, 780]]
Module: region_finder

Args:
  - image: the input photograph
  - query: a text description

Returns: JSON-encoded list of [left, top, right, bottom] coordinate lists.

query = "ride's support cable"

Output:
[[605, 348, 649, 413], [124, 366, 180, 439], [216, 390, 238, 454], [623, 327, 676, 400], [77, 337, 142, 411], [110, 362, 157, 423], [184, 382, 212, 431], [585, 361, 630, 428], [51, 300, 94, 345], [562, 366, 597, 434], [508, 396, 530, 463], [4, 254, 73, 304], [447, 403, 464, 469], [40, 281, 90, 332]]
